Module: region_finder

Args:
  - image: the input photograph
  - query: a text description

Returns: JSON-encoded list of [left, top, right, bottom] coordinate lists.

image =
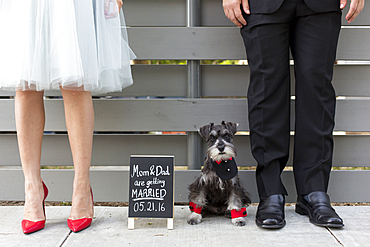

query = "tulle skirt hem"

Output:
[[0, 0, 136, 95]]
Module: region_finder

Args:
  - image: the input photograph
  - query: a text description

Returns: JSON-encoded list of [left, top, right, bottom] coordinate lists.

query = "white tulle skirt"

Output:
[[0, 0, 136, 95]]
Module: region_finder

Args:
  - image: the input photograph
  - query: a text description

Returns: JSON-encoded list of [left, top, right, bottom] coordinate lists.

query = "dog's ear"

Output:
[[222, 121, 238, 135], [198, 123, 213, 139]]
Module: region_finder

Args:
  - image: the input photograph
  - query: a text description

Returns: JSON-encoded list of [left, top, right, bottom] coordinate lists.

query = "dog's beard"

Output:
[[207, 144, 236, 162]]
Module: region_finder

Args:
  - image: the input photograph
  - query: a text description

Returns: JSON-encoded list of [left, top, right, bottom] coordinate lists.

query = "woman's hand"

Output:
[[105, 0, 123, 19], [117, 0, 123, 13]]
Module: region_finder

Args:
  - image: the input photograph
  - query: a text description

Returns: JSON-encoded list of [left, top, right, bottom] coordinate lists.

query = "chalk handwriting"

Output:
[[131, 188, 167, 201], [131, 164, 171, 178]]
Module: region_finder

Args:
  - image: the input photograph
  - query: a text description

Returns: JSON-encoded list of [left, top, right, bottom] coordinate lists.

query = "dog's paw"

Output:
[[232, 217, 246, 227], [187, 212, 202, 225]]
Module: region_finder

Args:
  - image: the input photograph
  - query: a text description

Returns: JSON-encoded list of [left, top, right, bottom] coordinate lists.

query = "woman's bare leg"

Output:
[[60, 88, 94, 219], [15, 90, 45, 221]]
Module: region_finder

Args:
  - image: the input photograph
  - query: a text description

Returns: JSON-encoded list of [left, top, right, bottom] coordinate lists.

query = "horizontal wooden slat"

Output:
[[0, 134, 369, 167], [93, 98, 249, 131], [337, 28, 370, 59], [0, 98, 249, 131], [0, 169, 369, 203], [331, 65, 370, 96], [123, 0, 186, 27], [0, 134, 188, 167], [123, 65, 188, 97], [334, 99, 370, 131], [123, 0, 370, 27], [202, 64, 370, 97], [1, 64, 369, 98], [127, 27, 370, 60], [1, 98, 370, 131], [127, 27, 247, 60]]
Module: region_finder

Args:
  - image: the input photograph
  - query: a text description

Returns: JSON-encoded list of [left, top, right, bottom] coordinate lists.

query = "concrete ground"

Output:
[[0, 206, 369, 247]]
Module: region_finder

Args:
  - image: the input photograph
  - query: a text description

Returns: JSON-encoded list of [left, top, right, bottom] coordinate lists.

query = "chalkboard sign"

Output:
[[128, 155, 174, 223]]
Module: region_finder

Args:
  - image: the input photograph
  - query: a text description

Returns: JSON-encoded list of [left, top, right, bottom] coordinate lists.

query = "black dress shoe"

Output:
[[256, 194, 286, 229], [296, 191, 344, 228]]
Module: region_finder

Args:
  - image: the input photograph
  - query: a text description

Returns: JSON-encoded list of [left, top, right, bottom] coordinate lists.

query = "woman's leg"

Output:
[[15, 90, 46, 221], [60, 88, 94, 219]]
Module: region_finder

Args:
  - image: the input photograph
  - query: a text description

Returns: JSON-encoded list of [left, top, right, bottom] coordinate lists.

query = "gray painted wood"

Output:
[[127, 27, 370, 60], [202, 64, 370, 97], [0, 169, 369, 203], [124, 0, 186, 27], [92, 98, 250, 131], [123, 0, 370, 27], [331, 65, 370, 96], [127, 27, 246, 60], [123, 65, 188, 97], [0, 98, 250, 131], [0, 91, 14, 96], [0, 134, 188, 166], [0, 134, 368, 167], [1, 64, 370, 98], [335, 99, 370, 132], [337, 28, 370, 60], [1, 98, 370, 131]]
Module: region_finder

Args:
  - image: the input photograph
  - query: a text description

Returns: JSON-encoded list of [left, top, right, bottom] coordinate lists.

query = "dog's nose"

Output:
[[218, 144, 225, 152]]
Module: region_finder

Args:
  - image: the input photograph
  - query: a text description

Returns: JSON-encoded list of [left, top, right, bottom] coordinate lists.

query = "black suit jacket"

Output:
[[248, 0, 340, 14]]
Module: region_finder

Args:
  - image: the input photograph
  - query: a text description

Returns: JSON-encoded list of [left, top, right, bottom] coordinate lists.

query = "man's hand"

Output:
[[340, 0, 365, 23], [223, 0, 250, 27]]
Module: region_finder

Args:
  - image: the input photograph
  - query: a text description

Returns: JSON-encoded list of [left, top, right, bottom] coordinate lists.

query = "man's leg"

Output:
[[291, 10, 341, 196], [241, 22, 291, 198], [291, 8, 344, 227], [240, 8, 294, 227]]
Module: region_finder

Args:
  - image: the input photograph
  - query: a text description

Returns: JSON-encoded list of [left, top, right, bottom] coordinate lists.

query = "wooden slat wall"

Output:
[[1, 134, 370, 168], [1, 99, 370, 132], [1, 64, 369, 97], [0, 0, 369, 202], [124, 27, 370, 60]]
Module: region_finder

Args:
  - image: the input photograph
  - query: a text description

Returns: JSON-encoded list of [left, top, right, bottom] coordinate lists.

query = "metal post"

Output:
[[187, 0, 200, 27], [186, 0, 202, 170]]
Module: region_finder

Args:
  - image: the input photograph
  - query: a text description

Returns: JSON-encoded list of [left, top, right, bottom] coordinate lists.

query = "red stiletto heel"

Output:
[[67, 188, 94, 233], [21, 181, 48, 234]]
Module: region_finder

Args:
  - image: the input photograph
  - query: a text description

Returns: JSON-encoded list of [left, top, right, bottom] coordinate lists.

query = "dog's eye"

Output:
[[224, 134, 231, 141], [210, 136, 216, 142]]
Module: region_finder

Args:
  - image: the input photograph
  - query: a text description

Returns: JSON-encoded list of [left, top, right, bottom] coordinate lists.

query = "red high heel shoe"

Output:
[[67, 188, 94, 233], [21, 181, 48, 234]]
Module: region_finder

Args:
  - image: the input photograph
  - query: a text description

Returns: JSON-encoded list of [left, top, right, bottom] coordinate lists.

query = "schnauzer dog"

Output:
[[187, 121, 251, 226]]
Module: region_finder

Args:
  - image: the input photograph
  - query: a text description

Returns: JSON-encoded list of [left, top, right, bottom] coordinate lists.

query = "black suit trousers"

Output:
[[240, 0, 342, 197]]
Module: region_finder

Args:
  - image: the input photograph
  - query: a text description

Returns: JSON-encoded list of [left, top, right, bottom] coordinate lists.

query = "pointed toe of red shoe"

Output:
[[21, 219, 46, 234], [67, 218, 92, 232]]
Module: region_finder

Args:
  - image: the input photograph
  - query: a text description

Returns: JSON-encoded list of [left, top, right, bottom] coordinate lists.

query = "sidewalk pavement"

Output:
[[1, 206, 369, 247]]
